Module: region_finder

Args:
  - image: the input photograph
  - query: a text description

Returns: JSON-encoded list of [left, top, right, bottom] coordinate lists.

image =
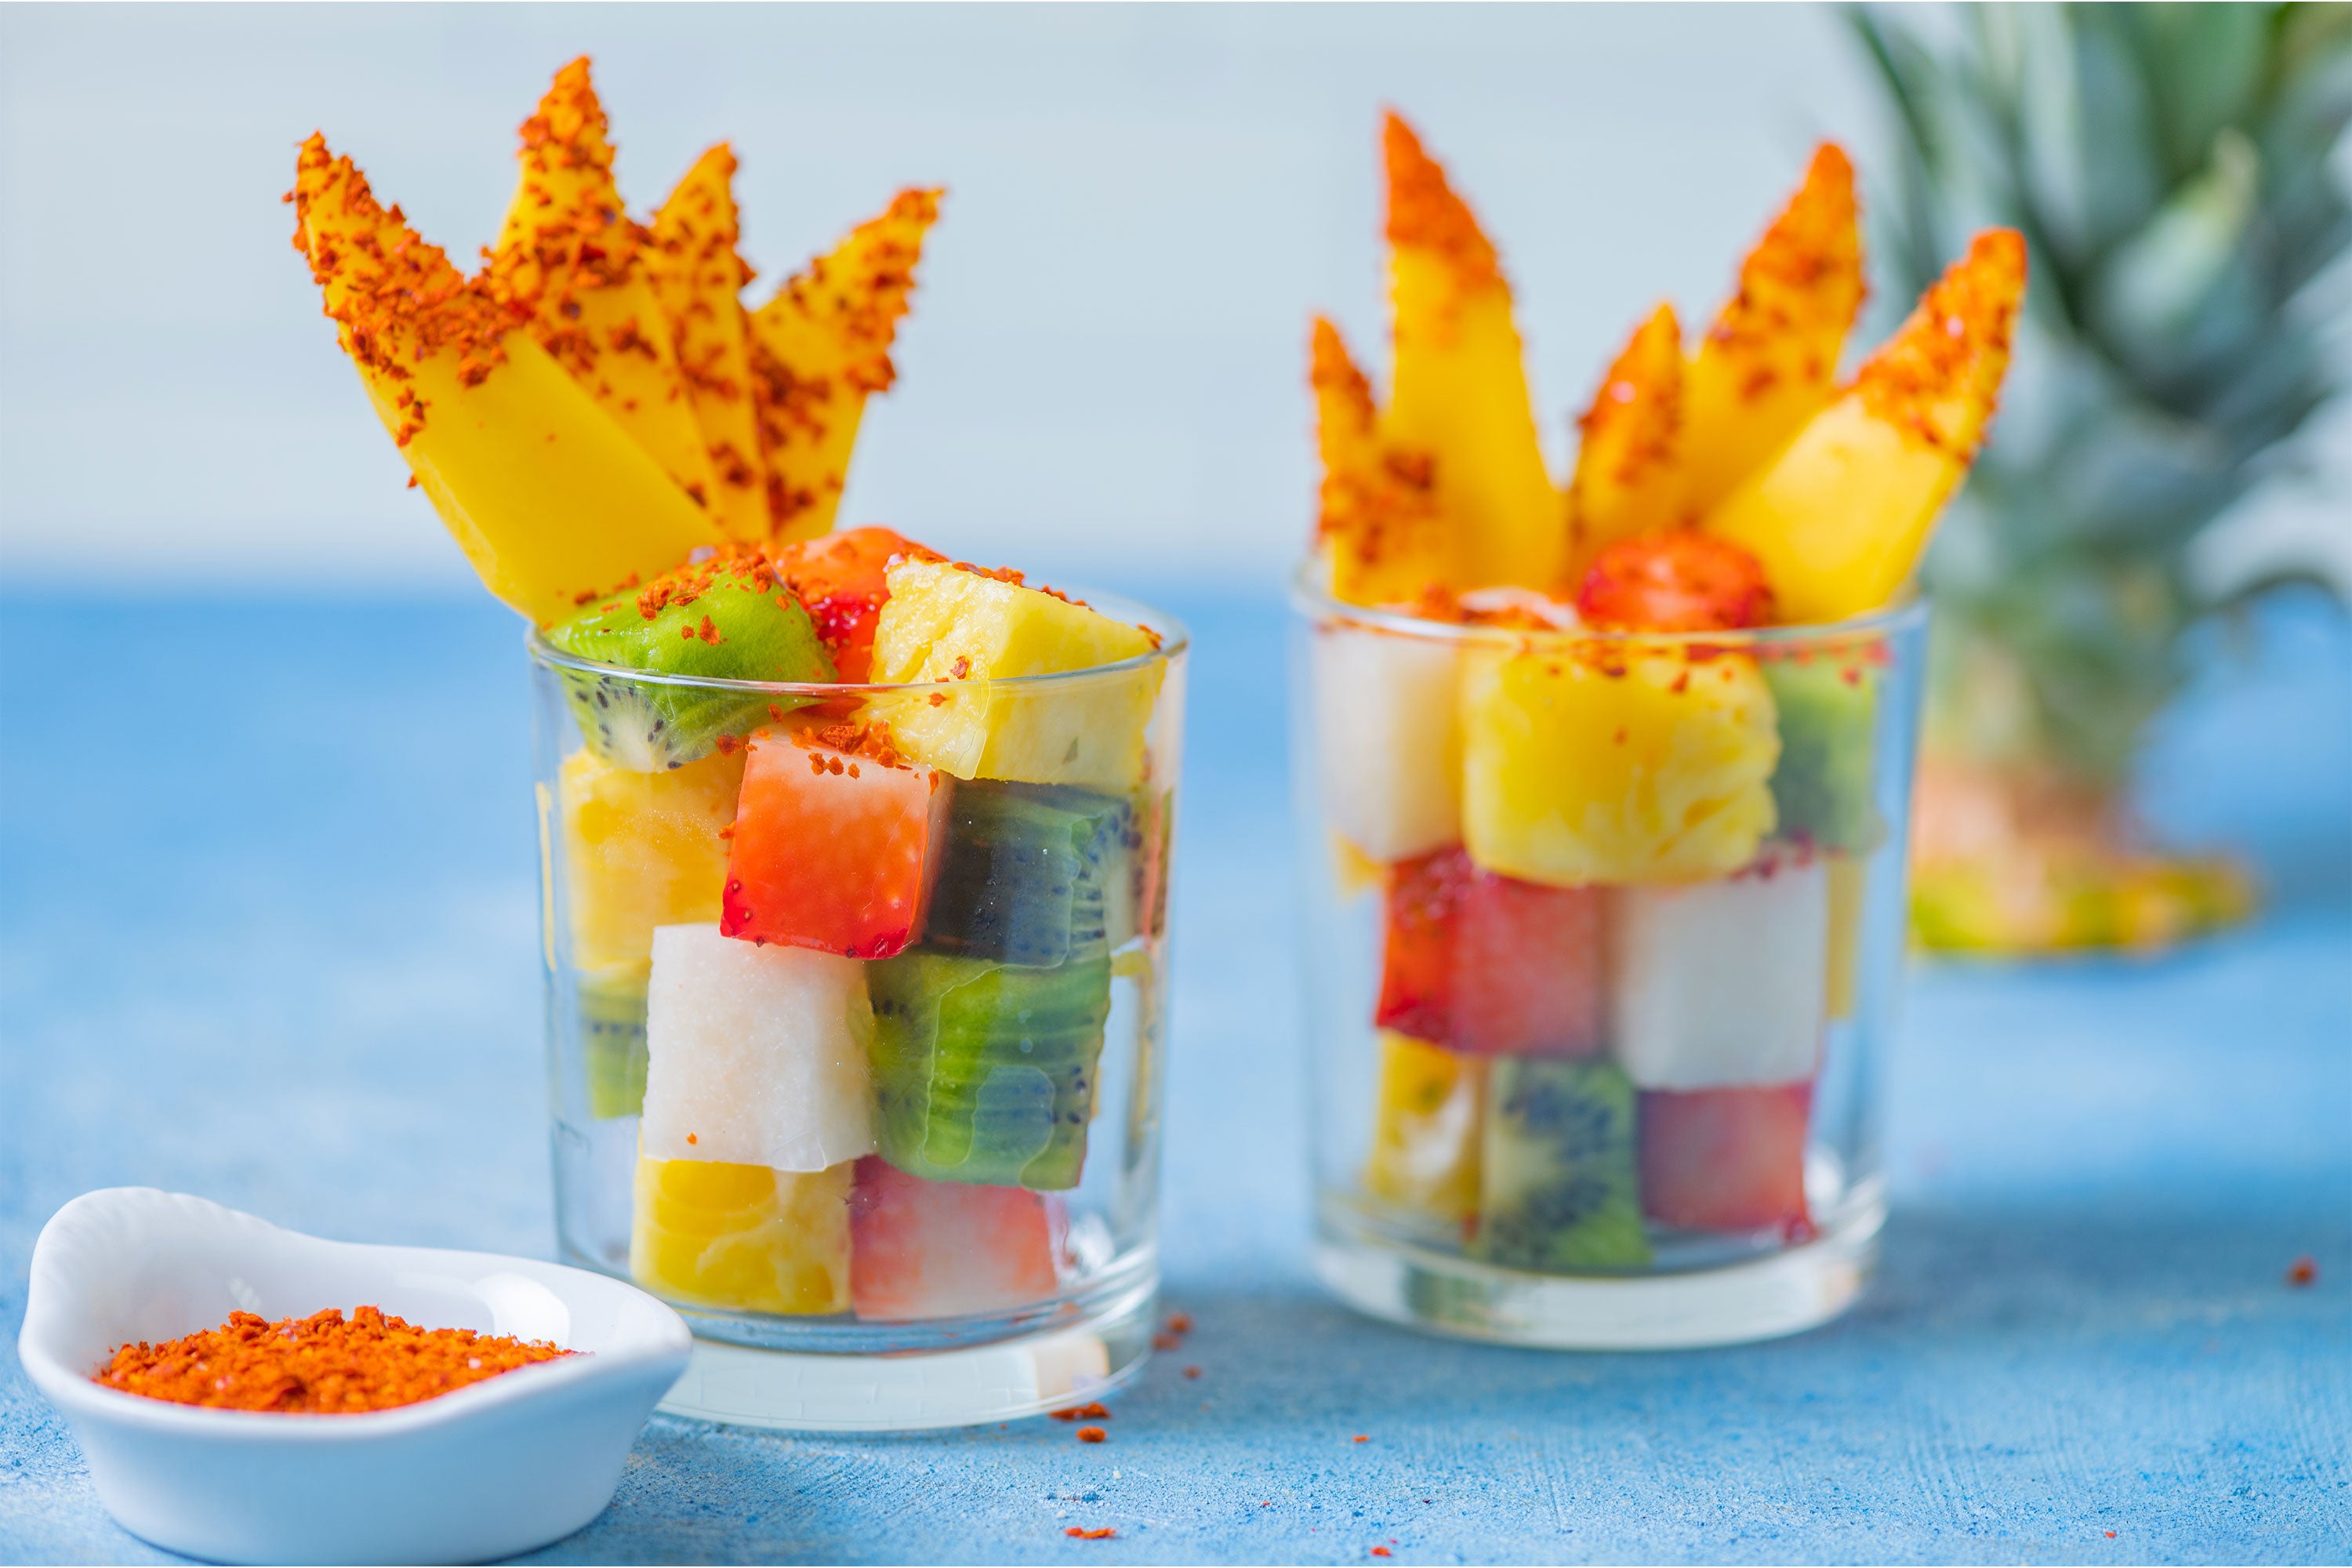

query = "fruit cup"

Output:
[[529, 593, 1185, 1428], [1291, 580, 1927, 1347]]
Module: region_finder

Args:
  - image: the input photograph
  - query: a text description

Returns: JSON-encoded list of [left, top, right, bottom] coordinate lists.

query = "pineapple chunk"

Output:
[[1706, 230, 2026, 623], [1311, 317, 1447, 607], [869, 561, 1162, 789], [559, 745, 744, 972], [647, 143, 769, 544], [1681, 144, 1864, 519], [1382, 114, 1562, 593], [1566, 303, 1687, 576], [749, 188, 943, 541], [1363, 1032, 1484, 1225], [1460, 643, 1780, 886], [289, 135, 717, 625], [487, 59, 717, 511], [630, 1155, 851, 1315]]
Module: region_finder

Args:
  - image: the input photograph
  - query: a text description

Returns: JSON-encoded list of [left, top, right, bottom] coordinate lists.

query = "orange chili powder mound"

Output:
[[93, 1306, 574, 1414]]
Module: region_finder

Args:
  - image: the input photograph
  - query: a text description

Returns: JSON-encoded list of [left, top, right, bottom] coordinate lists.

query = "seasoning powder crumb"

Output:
[[1076, 1425, 1109, 1443], [93, 1306, 574, 1414]]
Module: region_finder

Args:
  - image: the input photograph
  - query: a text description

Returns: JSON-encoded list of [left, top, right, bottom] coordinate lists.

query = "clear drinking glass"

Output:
[[1290, 572, 1927, 1348], [531, 592, 1185, 1429]]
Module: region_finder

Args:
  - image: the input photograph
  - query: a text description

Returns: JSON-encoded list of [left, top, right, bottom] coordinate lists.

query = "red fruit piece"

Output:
[[1577, 530, 1774, 633], [849, 1156, 1062, 1321], [1639, 1083, 1813, 1233], [1374, 846, 1603, 1057], [722, 726, 951, 958], [773, 526, 944, 682]]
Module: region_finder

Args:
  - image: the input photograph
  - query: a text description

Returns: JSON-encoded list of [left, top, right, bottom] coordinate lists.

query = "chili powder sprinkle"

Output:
[[93, 1306, 574, 1414]]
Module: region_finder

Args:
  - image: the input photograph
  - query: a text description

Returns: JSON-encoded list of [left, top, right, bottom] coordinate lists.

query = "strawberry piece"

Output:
[[848, 1156, 1062, 1321], [1638, 1083, 1813, 1234], [1576, 530, 1774, 633], [722, 727, 951, 958], [1374, 845, 1603, 1057], [773, 526, 944, 682]]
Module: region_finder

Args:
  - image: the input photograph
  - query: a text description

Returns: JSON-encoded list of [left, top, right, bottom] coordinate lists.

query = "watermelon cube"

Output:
[[1609, 852, 1828, 1090], [849, 1156, 1062, 1321], [721, 725, 952, 959], [1363, 1032, 1484, 1225], [774, 525, 943, 684], [1375, 846, 1603, 1057], [1639, 1083, 1813, 1234], [639, 924, 877, 1173], [1310, 622, 1461, 862], [630, 1155, 851, 1315]]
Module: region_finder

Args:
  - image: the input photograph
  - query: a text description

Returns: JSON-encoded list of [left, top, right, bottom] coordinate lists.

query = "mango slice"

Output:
[[488, 59, 717, 511], [289, 136, 718, 624], [647, 143, 770, 543], [1382, 114, 1562, 593], [1706, 230, 2026, 623], [1460, 642, 1780, 886], [1682, 144, 1865, 519], [1566, 303, 1686, 577], [749, 188, 943, 541], [868, 561, 1162, 790], [1311, 317, 1447, 607], [630, 1155, 851, 1316]]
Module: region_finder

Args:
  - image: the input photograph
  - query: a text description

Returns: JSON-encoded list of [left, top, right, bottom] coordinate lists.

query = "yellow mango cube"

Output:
[[559, 746, 745, 972], [1460, 644, 1780, 886], [868, 561, 1162, 790], [1364, 1033, 1484, 1225], [630, 1156, 851, 1316]]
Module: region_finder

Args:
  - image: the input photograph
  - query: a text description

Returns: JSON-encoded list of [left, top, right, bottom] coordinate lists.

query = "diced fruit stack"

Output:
[[294, 62, 1170, 1321], [1319, 118, 2025, 1268]]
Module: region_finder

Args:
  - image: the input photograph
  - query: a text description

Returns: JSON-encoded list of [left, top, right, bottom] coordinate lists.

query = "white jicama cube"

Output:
[[1609, 855, 1828, 1090], [1311, 621, 1461, 862], [640, 924, 877, 1171]]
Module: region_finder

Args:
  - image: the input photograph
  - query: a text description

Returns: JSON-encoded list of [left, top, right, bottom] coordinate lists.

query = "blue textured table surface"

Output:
[[3, 591, 2347, 1565]]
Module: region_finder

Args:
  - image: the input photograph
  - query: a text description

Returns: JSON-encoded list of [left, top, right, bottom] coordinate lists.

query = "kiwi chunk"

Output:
[[1764, 657, 1882, 854], [545, 558, 835, 771], [1474, 1058, 1650, 1272], [868, 952, 1113, 1190], [579, 965, 650, 1120], [922, 782, 1134, 967]]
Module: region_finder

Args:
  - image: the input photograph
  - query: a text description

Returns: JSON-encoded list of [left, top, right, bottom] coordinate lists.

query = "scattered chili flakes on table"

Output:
[[2105, 1531, 2118, 1539], [1076, 1425, 1109, 1443], [1065, 1526, 1116, 1540], [92, 1306, 573, 1414], [1353, 1433, 1370, 1443], [1182, 1365, 1202, 1379], [1371, 1548, 1393, 1558], [1052, 1401, 1112, 1421], [2287, 1254, 2318, 1287]]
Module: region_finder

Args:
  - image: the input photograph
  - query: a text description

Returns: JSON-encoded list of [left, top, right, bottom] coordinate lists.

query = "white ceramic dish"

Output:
[[19, 1188, 692, 1565]]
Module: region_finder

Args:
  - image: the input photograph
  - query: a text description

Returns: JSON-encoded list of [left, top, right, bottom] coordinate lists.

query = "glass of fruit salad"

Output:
[[290, 62, 1186, 1425], [1292, 118, 2022, 1346], [534, 531, 1184, 1426]]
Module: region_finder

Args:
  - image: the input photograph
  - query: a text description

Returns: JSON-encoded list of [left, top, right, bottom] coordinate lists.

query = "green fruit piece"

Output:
[[922, 782, 1134, 968], [545, 557, 835, 771], [1474, 1057, 1651, 1272], [579, 964, 650, 1119], [868, 952, 1113, 1190], [1764, 656, 1882, 855]]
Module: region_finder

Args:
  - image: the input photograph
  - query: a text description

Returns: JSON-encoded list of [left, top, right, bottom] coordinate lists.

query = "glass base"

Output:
[[654, 1275, 1158, 1432], [1313, 1186, 1884, 1349]]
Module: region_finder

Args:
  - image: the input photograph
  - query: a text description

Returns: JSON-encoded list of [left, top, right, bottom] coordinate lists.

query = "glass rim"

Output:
[[526, 583, 1189, 697], [1286, 560, 1929, 647]]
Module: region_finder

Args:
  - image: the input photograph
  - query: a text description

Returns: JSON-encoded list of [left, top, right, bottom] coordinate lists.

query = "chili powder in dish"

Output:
[[93, 1305, 574, 1414]]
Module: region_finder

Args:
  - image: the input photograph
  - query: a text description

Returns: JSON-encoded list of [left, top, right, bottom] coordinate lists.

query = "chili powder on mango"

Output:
[[93, 1305, 574, 1414]]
